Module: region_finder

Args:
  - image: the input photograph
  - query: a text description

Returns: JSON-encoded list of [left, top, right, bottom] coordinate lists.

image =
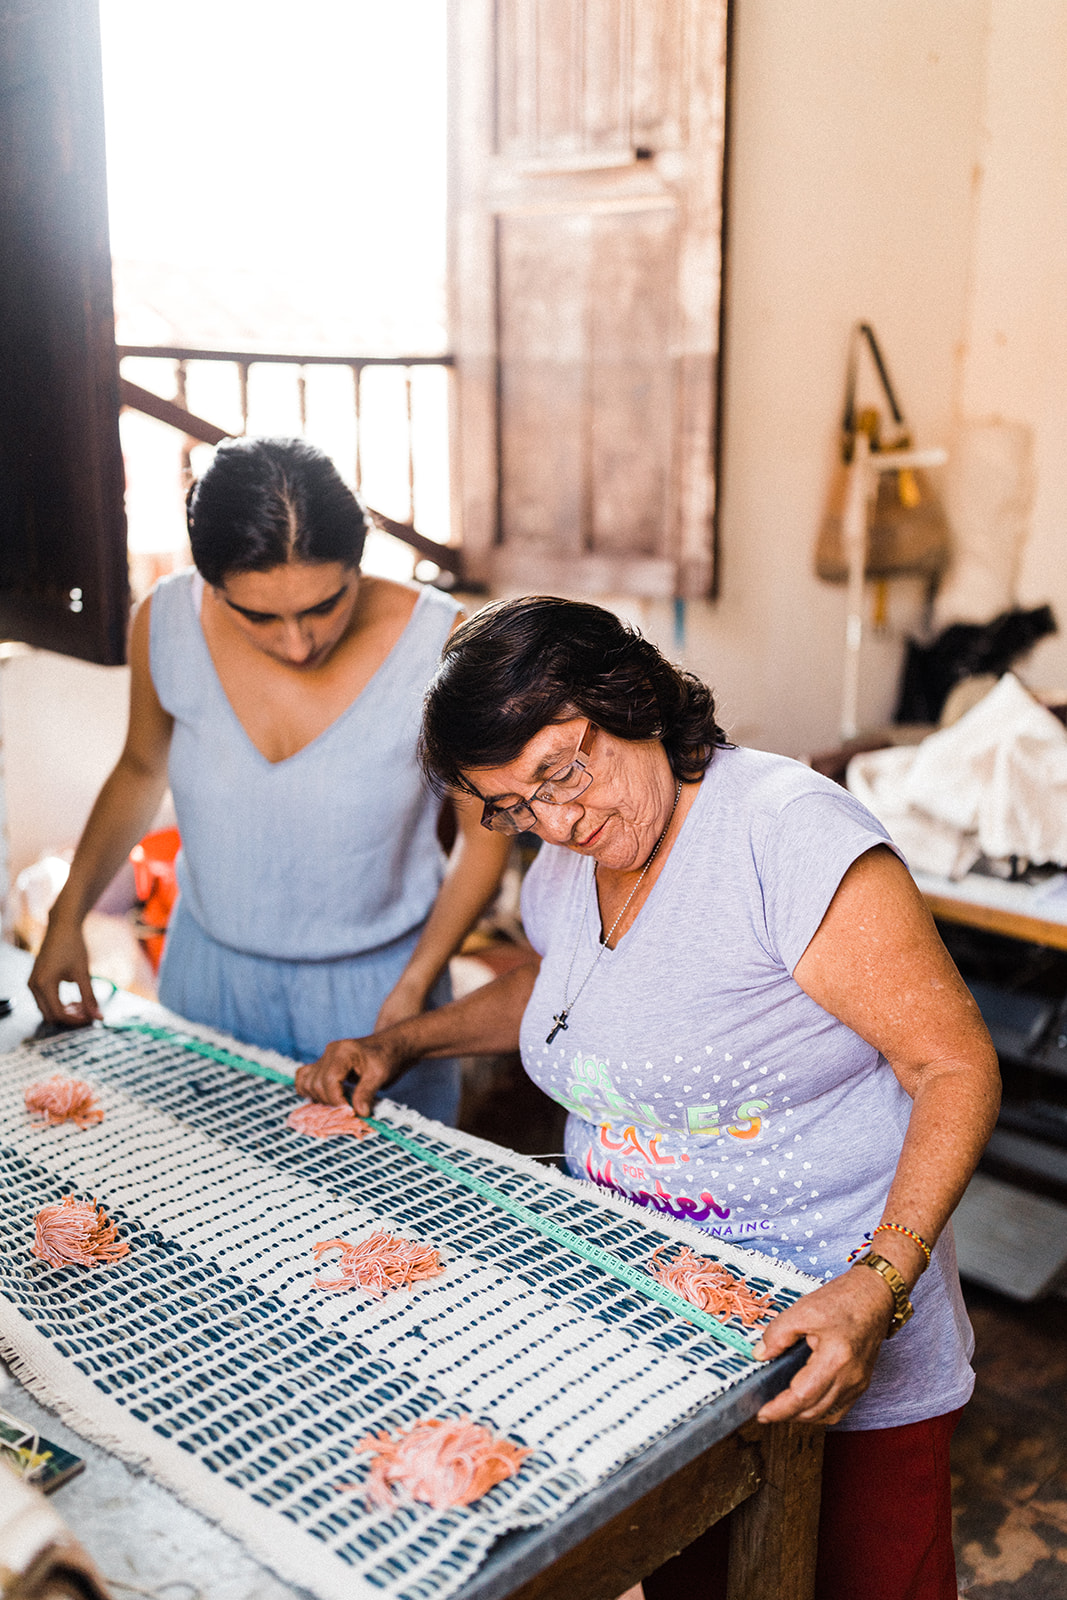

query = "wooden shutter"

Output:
[[0, 0, 128, 664], [449, 0, 729, 599]]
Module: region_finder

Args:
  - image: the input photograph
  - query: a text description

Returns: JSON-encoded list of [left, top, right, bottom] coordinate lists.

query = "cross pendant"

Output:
[[546, 1011, 569, 1045]]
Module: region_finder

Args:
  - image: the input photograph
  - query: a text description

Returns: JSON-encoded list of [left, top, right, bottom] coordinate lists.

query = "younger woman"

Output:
[[30, 437, 508, 1122]]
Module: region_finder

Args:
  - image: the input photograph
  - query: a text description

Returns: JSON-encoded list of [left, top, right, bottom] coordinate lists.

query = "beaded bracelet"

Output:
[[873, 1222, 932, 1267]]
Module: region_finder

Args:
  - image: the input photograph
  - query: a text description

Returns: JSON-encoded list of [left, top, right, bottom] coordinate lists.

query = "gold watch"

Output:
[[852, 1251, 914, 1338]]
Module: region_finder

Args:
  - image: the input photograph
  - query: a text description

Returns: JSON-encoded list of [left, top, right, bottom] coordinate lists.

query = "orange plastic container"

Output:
[[129, 827, 181, 971]]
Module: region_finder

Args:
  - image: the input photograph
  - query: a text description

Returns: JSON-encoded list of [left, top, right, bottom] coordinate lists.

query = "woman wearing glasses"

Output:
[[297, 594, 998, 1600], [29, 437, 509, 1123]]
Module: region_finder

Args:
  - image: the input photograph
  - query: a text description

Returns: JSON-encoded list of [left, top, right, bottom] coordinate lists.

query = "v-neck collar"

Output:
[[577, 765, 712, 950], [188, 574, 426, 768]]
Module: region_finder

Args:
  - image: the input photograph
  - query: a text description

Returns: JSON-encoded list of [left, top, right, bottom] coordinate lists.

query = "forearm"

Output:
[[384, 959, 538, 1063], [872, 1054, 1000, 1289], [298, 958, 540, 1114], [389, 827, 511, 1007], [48, 756, 170, 930]]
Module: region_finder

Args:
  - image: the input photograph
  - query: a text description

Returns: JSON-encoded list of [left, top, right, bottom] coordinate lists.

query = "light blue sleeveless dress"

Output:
[[149, 569, 462, 1123]]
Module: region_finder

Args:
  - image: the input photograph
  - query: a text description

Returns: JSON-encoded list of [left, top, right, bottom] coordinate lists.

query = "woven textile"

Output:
[[0, 1008, 817, 1600]]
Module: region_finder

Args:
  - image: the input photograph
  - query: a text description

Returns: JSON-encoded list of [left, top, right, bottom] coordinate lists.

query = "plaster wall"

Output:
[[953, 0, 1067, 694], [1, 651, 131, 884], [659, 0, 991, 755]]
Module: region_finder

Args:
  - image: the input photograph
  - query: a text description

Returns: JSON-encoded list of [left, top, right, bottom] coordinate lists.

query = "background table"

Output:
[[914, 871, 1067, 1303], [914, 867, 1067, 953]]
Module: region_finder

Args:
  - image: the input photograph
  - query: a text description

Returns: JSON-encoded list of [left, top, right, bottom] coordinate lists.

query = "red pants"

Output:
[[641, 1408, 962, 1600]]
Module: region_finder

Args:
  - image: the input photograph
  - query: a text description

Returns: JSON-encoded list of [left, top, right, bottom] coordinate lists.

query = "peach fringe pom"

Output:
[[354, 1416, 531, 1509], [286, 1102, 369, 1140], [32, 1195, 129, 1269], [312, 1230, 443, 1296], [648, 1245, 776, 1328], [24, 1077, 103, 1129]]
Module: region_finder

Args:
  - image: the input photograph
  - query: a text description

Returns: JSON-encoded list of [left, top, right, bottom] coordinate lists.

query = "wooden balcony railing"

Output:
[[117, 345, 462, 578]]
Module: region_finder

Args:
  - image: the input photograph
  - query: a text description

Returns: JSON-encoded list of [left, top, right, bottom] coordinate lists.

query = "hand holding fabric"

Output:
[[296, 1035, 407, 1117], [753, 1265, 896, 1426], [29, 920, 101, 1027]]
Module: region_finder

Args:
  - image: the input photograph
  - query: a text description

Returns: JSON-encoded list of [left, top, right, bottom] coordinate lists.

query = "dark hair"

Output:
[[420, 595, 730, 793], [186, 436, 368, 586]]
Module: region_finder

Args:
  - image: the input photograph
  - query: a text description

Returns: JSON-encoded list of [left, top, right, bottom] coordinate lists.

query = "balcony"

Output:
[[117, 344, 460, 598]]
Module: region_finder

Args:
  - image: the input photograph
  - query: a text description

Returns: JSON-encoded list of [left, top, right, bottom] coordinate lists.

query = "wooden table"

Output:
[[0, 941, 823, 1600], [464, 1408, 822, 1600], [915, 868, 1067, 952], [914, 869, 1067, 1300]]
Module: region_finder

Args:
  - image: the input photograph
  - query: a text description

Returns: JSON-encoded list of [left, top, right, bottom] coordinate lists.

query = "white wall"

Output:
[[662, 0, 992, 755], [670, 0, 1067, 755], [953, 0, 1067, 693], [5, 0, 1067, 878], [0, 651, 131, 884]]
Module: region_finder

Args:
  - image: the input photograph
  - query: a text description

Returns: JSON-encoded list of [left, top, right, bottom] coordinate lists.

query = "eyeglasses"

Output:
[[479, 723, 597, 835]]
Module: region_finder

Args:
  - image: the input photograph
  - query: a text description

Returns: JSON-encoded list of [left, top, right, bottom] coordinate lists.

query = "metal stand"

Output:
[[838, 440, 947, 741]]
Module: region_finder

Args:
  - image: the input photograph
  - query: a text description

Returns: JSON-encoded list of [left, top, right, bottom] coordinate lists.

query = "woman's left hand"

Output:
[[751, 1265, 896, 1426]]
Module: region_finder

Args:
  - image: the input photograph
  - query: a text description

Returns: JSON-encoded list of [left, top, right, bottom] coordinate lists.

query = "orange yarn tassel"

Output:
[[32, 1196, 129, 1269], [648, 1245, 775, 1328], [24, 1077, 103, 1129], [312, 1230, 442, 1296], [354, 1416, 530, 1508], [286, 1102, 369, 1140]]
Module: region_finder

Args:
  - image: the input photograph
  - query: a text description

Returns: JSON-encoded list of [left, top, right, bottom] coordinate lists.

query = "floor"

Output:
[[953, 1285, 1067, 1598]]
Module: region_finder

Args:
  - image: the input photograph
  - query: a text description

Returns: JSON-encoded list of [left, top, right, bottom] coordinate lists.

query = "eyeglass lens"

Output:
[[483, 734, 594, 833]]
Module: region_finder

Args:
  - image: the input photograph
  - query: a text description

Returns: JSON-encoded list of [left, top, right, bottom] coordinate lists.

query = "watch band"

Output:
[[852, 1251, 914, 1338]]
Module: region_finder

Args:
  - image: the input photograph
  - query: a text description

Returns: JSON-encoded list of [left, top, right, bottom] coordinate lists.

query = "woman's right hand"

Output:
[[751, 1259, 903, 1426], [295, 1034, 408, 1117], [297, 963, 536, 1117], [29, 919, 101, 1027]]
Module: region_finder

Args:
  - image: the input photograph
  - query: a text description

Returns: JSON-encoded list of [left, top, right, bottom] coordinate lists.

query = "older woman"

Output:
[[297, 596, 999, 1600]]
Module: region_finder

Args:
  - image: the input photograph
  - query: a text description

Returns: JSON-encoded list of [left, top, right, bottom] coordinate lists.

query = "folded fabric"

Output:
[[0, 1466, 111, 1599], [846, 745, 981, 880], [846, 674, 1067, 877]]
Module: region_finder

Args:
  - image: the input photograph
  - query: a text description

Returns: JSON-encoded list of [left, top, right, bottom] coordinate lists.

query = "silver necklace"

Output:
[[546, 779, 682, 1045]]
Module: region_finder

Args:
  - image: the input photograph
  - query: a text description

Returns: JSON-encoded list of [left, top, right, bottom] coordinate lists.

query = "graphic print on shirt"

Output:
[[548, 1047, 774, 1231], [582, 1148, 732, 1225], [553, 1049, 768, 1133], [524, 993, 832, 1273]]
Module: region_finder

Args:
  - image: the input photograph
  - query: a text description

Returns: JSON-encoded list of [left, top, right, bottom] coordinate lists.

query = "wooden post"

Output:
[[726, 1422, 825, 1600]]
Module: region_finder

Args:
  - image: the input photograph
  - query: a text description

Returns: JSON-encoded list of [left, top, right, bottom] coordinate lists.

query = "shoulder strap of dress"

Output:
[[148, 568, 203, 708], [410, 583, 463, 651]]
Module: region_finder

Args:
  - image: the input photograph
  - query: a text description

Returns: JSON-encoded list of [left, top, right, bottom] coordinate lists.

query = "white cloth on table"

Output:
[[847, 673, 1067, 878]]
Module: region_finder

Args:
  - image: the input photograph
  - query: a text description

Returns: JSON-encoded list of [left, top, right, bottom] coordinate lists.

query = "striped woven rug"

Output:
[[0, 1005, 814, 1600]]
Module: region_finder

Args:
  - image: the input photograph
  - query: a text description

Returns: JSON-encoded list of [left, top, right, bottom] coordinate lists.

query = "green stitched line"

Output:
[[104, 1020, 756, 1359], [364, 1115, 756, 1358], [106, 1021, 294, 1084]]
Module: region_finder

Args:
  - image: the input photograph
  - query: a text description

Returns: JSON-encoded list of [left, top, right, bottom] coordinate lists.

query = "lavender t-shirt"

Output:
[[519, 745, 974, 1430]]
